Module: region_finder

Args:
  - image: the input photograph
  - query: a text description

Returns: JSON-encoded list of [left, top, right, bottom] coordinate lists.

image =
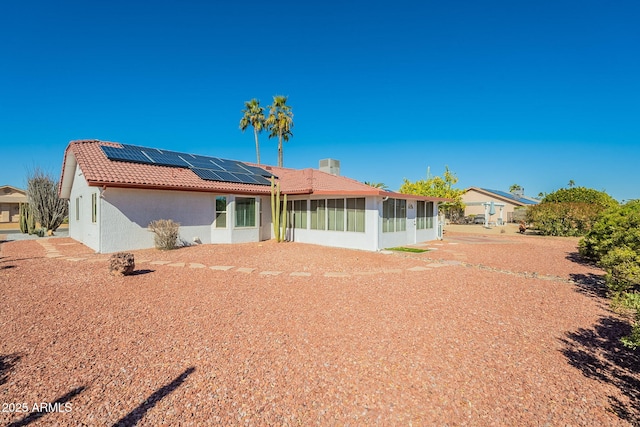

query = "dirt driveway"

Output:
[[1, 232, 638, 425]]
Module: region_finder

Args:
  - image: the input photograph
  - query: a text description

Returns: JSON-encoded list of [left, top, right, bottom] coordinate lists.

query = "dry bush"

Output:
[[148, 219, 180, 250]]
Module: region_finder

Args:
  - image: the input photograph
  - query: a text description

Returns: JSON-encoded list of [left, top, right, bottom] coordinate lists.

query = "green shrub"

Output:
[[579, 200, 640, 349], [526, 202, 603, 236], [526, 187, 617, 237], [616, 292, 640, 350], [148, 219, 180, 250], [541, 187, 617, 207], [580, 200, 640, 261]]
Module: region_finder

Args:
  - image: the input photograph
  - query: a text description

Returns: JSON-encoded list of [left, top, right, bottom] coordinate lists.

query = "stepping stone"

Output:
[[440, 260, 463, 265], [45, 253, 63, 258], [236, 267, 255, 274], [324, 272, 351, 277], [383, 269, 403, 274], [136, 259, 151, 264], [380, 250, 393, 255], [353, 271, 377, 276], [426, 263, 447, 268], [167, 262, 185, 267], [150, 260, 170, 265], [189, 263, 206, 269], [290, 272, 312, 277], [65, 258, 86, 262], [260, 271, 283, 276], [407, 266, 430, 272], [210, 265, 234, 271]]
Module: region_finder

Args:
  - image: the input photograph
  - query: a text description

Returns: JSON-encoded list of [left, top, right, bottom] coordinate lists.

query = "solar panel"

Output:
[[191, 168, 225, 182], [100, 144, 276, 186], [147, 152, 190, 168]]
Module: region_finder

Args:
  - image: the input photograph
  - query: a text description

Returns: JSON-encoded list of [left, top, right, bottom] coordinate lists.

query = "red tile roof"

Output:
[[60, 140, 272, 196], [59, 140, 449, 203]]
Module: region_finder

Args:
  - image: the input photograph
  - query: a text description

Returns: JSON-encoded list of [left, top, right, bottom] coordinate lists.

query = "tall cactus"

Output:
[[271, 177, 279, 240], [270, 177, 287, 242], [19, 203, 28, 233], [26, 204, 36, 235], [281, 194, 288, 242]]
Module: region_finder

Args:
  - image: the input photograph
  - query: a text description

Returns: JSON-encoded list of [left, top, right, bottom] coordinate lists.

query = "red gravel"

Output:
[[1, 232, 638, 425]]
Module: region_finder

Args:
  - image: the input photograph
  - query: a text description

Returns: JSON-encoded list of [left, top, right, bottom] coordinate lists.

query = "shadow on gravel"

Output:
[[561, 317, 640, 425], [570, 273, 608, 299], [6, 386, 86, 427], [565, 250, 608, 299], [130, 269, 154, 276], [565, 251, 598, 267], [112, 366, 195, 427], [0, 353, 21, 386]]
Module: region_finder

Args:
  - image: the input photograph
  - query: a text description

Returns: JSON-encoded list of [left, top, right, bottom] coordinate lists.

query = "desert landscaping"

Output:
[[1, 227, 639, 425]]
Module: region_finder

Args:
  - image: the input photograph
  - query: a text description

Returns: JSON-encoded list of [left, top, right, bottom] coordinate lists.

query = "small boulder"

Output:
[[109, 252, 135, 276]]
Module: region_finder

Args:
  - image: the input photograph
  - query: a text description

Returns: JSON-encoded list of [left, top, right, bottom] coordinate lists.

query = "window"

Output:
[[382, 198, 406, 232], [235, 197, 256, 227], [396, 199, 406, 232], [310, 199, 326, 230], [75, 197, 80, 221], [215, 196, 227, 228], [327, 198, 344, 231], [91, 193, 97, 223], [417, 201, 434, 230], [287, 200, 307, 229], [346, 198, 365, 232]]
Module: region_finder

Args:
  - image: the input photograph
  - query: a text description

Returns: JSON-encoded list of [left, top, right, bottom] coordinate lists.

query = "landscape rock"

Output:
[[109, 252, 135, 276]]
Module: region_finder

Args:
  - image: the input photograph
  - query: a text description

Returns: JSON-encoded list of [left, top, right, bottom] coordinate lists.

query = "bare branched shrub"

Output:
[[27, 168, 68, 231], [148, 219, 180, 250]]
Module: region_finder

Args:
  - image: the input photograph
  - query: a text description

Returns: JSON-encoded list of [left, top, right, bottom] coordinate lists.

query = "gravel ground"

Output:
[[1, 232, 639, 426]]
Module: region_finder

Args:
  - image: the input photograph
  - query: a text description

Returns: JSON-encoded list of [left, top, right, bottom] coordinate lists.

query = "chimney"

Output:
[[319, 158, 340, 176]]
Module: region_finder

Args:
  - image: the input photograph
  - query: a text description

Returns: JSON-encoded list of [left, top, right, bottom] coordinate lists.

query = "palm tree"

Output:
[[568, 180, 576, 188], [239, 99, 266, 164], [509, 184, 522, 193], [364, 181, 388, 190], [265, 95, 294, 167]]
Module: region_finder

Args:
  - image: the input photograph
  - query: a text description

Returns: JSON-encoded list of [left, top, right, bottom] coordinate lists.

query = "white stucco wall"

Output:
[[68, 165, 100, 251], [99, 187, 216, 253], [281, 196, 378, 251], [279, 196, 439, 251], [377, 198, 440, 249], [67, 170, 439, 253], [210, 195, 262, 244]]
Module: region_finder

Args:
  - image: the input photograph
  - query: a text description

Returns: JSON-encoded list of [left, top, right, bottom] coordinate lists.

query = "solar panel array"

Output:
[[100, 144, 275, 185]]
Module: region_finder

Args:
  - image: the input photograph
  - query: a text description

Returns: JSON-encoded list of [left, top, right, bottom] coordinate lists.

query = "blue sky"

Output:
[[1, 1, 638, 201]]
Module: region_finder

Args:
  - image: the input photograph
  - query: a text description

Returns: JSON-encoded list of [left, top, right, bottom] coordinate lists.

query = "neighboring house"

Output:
[[462, 187, 539, 224], [0, 185, 27, 229], [58, 140, 448, 253]]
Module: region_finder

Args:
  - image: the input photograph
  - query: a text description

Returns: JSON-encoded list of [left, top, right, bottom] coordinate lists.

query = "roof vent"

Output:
[[511, 188, 524, 199], [319, 158, 340, 176]]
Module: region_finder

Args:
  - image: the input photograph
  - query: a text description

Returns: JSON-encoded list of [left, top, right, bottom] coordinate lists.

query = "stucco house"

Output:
[[0, 185, 27, 229], [462, 187, 539, 224], [58, 140, 448, 253]]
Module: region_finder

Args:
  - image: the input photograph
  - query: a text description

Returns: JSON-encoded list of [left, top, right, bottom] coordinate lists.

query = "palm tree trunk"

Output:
[[278, 133, 283, 167], [253, 128, 260, 164]]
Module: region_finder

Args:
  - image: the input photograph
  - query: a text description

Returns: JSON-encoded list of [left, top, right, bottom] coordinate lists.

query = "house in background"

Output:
[[462, 187, 539, 224], [58, 140, 448, 253], [0, 185, 27, 230]]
